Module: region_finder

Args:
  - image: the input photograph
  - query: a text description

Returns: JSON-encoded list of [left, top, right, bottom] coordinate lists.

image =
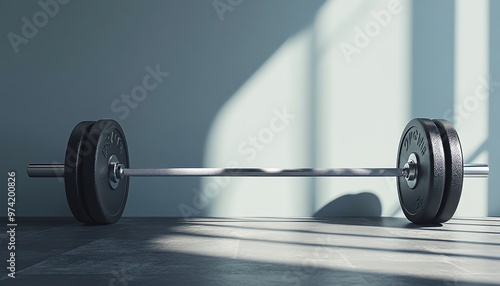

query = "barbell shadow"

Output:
[[313, 192, 382, 218]]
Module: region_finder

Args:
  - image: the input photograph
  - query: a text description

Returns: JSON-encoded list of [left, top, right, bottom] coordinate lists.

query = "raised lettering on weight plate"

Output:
[[102, 131, 124, 158], [403, 128, 426, 156], [416, 133, 427, 156], [415, 196, 423, 212]]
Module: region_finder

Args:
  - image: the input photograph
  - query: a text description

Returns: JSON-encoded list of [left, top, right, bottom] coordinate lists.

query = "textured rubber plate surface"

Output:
[[432, 119, 464, 223], [82, 119, 129, 224], [397, 118, 446, 224], [64, 121, 96, 224]]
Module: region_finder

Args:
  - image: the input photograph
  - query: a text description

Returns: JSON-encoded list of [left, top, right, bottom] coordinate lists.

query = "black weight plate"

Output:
[[82, 119, 129, 224], [64, 121, 96, 224], [397, 118, 446, 224], [432, 119, 464, 223]]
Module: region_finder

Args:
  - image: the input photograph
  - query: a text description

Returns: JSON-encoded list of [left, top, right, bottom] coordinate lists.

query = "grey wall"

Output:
[[489, 0, 500, 216], [0, 0, 497, 218], [411, 0, 455, 116], [0, 0, 325, 217]]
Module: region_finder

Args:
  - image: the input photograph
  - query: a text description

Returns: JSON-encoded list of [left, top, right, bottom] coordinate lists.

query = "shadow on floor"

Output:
[[313, 192, 382, 218]]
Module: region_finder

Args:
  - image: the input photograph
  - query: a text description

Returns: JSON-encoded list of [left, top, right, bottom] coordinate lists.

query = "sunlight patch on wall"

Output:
[[453, 0, 489, 217], [203, 0, 412, 217], [313, 0, 411, 217], [202, 28, 312, 216]]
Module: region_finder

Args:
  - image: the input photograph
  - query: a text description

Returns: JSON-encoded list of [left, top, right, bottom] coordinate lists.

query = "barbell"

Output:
[[27, 118, 489, 225]]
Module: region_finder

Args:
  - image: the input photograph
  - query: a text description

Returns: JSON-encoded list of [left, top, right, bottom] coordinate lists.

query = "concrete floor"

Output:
[[1, 217, 500, 285]]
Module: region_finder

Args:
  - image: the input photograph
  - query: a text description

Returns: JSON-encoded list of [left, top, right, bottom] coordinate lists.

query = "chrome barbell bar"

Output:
[[27, 163, 489, 178]]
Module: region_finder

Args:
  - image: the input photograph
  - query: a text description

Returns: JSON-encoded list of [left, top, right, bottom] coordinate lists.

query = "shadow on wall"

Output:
[[489, 0, 500, 216], [411, 0, 455, 117], [314, 192, 382, 217], [0, 0, 327, 217]]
